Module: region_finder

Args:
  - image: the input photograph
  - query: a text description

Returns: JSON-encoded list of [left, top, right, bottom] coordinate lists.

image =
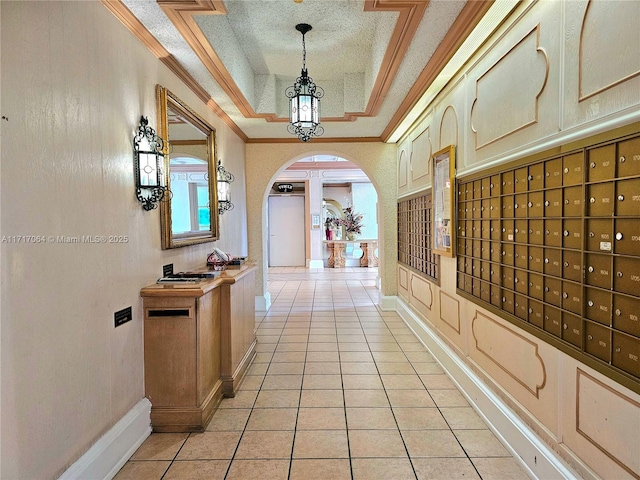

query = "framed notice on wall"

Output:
[[432, 145, 455, 257]]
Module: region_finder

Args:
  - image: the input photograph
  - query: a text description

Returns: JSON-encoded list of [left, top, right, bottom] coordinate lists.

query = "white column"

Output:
[[308, 172, 325, 268]]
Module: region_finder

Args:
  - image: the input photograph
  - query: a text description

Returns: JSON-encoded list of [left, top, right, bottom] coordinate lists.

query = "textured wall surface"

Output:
[[246, 142, 397, 299], [1, 2, 245, 478]]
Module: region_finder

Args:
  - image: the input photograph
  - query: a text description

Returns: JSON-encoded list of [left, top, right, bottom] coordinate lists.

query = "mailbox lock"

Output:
[[564, 167, 569, 174], [545, 258, 549, 263], [545, 201, 550, 206], [481, 206, 484, 211], [490, 183, 494, 188], [502, 181, 506, 186], [515, 228, 519, 233], [565, 199, 569, 205], [515, 253, 519, 258], [588, 335, 593, 340], [529, 229, 533, 234], [529, 255, 533, 260], [515, 277, 519, 283], [527, 202, 533, 208], [546, 230, 550, 235], [615, 309, 621, 316], [545, 286, 550, 292], [588, 300, 594, 307], [589, 232, 595, 237], [616, 232, 623, 240], [563, 292, 568, 299], [528, 175, 533, 181], [618, 195, 624, 201], [563, 323, 568, 330], [590, 162, 596, 168], [564, 261, 569, 267], [617, 271, 623, 277], [590, 197, 596, 203], [588, 266, 594, 272], [564, 230, 570, 237], [515, 203, 519, 209], [502, 228, 506, 232], [529, 308, 533, 314], [502, 251, 506, 256], [502, 296, 506, 302], [529, 282, 533, 287], [490, 227, 494, 232], [619, 156, 625, 163]]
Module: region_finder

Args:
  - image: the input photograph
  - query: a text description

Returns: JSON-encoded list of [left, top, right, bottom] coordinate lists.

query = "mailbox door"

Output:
[[544, 305, 563, 337], [515, 220, 528, 244], [613, 255, 640, 296], [481, 177, 491, 199], [544, 248, 563, 277], [563, 250, 583, 282], [490, 174, 501, 196], [502, 243, 514, 266], [481, 220, 490, 240], [528, 272, 544, 300], [585, 287, 612, 325], [528, 246, 544, 273], [585, 253, 613, 289], [614, 219, 640, 256], [514, 167, 529, 193], [502, 266, 514, 291], [514, 193, 528, 218], [502, 195, 514, 218], [615, 178, 640, 216], [480, 280, 491, 303], [491, 244, 501, 263], [544, 189, 563, 217], [491, 285, 502, 307], [587, 143, 616, 182], [502, 171, 514, 194], [587, 183, 614, 217], [562, 280, 583, 315], [563, 185, 583, 217], [481, 261, 491, 281], [514, 269, 528, 295], [529, 219, 544, 245], [562, 312, 583, 348], [612, 332, 640, 377], [491, 220, 501, 241], [528, 191, 543, 217], [586, 218, 614, 253], [514, 294, 528, 320], [490, 197, 501, 219], [490, 264, 501, 285], [528, 299, 544, 328], [544, 276, 563, 307], [502, 290, 515, 314], [502, 219, 514, 242], [529, 162, 544, 191], [585, 321, 612, 362], [545, 158, 563, 188], [563, 152, 584, 186], [544, 219, 563, 247], [613, 294, 640, 337], [563, 219, 583, 250], [617, 136, 640, 178], [515, 244, 528, 269]]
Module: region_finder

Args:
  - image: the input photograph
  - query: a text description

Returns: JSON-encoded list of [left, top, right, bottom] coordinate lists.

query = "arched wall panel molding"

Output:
[[576, 369, 640, 478], [439, 105, 458, 152], [398, 265, 409, 290], [410, 127, 432, 185], [579, 0, 640, 102], [470, 25, 549, 150], [471, 311, 547, 398], [439, 291, 460, 334], [397, 146, 409, 190]]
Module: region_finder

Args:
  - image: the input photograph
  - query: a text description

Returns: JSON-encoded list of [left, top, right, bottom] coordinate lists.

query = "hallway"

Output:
[[115, 268, 529, 480]]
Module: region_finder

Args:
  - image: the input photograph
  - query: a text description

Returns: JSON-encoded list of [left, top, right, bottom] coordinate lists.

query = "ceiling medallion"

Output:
[[285, 23, 324, 142]]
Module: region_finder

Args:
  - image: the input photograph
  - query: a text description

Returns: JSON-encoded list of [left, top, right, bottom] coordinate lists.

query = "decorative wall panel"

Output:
[[576, 369, 640, 477], [472, 311, 546, 397], [471, 26, 549, 150], [410, 127, 431, 186], [579, 0, 640, 101], [439, 105, 459, 151], [410, 274, 433, 311]]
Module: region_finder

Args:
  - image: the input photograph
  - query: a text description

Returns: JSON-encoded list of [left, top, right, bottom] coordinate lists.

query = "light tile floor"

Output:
[[115, 267, 530, 479]]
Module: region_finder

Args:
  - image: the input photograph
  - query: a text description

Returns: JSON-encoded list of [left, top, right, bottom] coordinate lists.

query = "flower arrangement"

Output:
[[337, 207, 364, 235]]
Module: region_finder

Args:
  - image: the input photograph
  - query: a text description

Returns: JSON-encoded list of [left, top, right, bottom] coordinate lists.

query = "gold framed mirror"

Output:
[[157, 85, 220, 249]]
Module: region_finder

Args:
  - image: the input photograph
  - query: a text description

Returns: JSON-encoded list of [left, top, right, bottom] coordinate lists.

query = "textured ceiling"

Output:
[[117, 0, 483, 141]]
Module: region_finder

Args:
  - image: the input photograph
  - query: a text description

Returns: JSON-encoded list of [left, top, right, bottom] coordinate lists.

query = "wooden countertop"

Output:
[[140, 263, 256, 298]]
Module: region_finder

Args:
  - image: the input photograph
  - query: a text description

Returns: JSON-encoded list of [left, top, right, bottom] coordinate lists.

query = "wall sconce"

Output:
[[133, 116, 168, 211], [217, 159, 234, 215]]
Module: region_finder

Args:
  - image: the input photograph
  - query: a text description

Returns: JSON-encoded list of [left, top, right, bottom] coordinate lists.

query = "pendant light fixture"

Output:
[[286, 23, 324, 142]]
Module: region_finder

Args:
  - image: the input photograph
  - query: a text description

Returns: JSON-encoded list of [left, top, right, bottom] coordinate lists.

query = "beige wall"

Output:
[[0, 2, 245, 478], [396, 1, 640, 479], [246, 143, 397, 299]]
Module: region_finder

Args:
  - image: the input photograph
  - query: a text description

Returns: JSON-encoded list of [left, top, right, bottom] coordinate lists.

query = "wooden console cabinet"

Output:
[[140, 264, 256, 432]]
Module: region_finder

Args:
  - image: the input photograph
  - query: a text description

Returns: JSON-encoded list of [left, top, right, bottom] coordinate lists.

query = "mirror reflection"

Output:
[[157, 85, 219, 249]]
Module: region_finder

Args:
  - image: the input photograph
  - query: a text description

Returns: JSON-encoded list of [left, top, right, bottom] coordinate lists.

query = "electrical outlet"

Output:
[[114, 306, 132, 328], [163, 263, 174, 277]]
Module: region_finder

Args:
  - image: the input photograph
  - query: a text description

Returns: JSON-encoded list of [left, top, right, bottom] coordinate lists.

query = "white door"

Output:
[[268, 195, 306, 266]]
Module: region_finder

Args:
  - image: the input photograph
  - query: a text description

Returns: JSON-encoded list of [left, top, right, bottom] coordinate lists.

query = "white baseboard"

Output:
[[255, 292, 271, 312], [59, 398, 151, 480], [394, 297, 579, 480]]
